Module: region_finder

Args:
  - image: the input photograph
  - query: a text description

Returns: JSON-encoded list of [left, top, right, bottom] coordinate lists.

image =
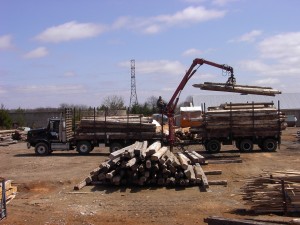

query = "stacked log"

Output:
[[241, 170, 300, 214], [193, 82, 282, 96], [74, 141, 214, 189], [190, 102, 286, 136], [76, 117, 156, 134]]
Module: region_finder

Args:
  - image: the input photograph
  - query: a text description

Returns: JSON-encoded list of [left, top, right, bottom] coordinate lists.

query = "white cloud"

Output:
[[0, 35, 14, 50], [182, 48, 202, 57], [23, 47, 49, 59], [115, 6, 226, 34], [16, 84, 86, 94], [254, 78, 280, 85], [119, 60, 186, 75], [64, 71, 77, 77], [35, 21, 106, 43], [230, 30, 262, 43], [182, 0, 206, 3], [259, 32, 300, 61], [239, 32, 300, 77], [0, 86, 7, 94], [212, 0, 237, 6]]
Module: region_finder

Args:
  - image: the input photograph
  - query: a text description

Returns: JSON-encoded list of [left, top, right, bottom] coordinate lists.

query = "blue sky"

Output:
[[1, 0, 300, 109]]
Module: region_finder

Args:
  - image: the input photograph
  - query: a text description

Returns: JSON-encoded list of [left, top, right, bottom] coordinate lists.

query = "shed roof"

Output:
[[192, 93, 300, 110]]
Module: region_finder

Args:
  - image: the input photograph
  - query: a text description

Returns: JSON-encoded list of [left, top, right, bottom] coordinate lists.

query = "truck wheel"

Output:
[[239, 139, 253, 152], [77, 141, 91, 155], [110, 142, 123, 153], [205, 140, 221, 153], [35, 143, 49, 156], [263, 139, 277, 152]]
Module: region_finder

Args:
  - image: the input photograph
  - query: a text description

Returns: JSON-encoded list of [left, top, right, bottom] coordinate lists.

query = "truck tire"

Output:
[[35, 142, 49, 156], [205, 140, 221, 153], [239, 139, 253, 152], [77, 141, 92, 155], [263, 139, 277, 152], [109, 142, 123, 153]]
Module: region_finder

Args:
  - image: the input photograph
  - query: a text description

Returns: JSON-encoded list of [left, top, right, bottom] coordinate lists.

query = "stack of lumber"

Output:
[[190, 102, 286, 136], [193, 82, 282, 96], [74, 141, 226, 190], [0, 130, 18, 146], [76, 116, 156, 134], [241, 170, 300, 214], [0, 180, 17, 204]]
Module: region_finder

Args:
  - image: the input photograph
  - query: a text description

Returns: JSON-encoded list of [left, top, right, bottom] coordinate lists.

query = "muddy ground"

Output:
[[1, 127, 300, 225]]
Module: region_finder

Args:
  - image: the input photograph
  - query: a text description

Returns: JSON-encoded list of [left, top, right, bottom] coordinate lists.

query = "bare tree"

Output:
[[98, 95, 126, 116], [146, 96, 159, 109]]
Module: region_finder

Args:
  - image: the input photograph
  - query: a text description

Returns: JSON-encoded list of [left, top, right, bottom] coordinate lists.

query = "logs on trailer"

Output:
[[241, 170, 300, 214], [190, 102, 287, 135], [74, 141, 223, 190], [193, 82, 282, 96], [77, 118, 156, 133]]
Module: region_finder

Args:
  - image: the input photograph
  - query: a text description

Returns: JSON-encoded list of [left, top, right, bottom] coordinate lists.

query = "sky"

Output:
[[1, 0, 300, 109]]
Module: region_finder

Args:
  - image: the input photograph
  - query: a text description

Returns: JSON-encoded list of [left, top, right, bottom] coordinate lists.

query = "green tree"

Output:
[[0, 104, 12, 129]]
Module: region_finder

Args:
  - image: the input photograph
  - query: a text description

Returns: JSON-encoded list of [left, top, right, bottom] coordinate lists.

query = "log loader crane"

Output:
[[158, 58, 236, 151]]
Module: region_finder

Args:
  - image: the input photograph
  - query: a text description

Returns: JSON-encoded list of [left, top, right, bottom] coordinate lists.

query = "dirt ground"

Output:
[[1, 128, 300, 225]]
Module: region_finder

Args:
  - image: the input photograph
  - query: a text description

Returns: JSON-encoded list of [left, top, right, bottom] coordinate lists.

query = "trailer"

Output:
[[184, 102, 286, 153], [26, 108, 163, 156]]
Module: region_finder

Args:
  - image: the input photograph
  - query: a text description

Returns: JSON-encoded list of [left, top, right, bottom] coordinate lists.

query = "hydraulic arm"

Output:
[[160, 58, 235, 151]]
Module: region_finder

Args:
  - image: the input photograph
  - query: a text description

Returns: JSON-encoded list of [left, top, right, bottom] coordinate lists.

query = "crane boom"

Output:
[[162, 58, 235, 151]]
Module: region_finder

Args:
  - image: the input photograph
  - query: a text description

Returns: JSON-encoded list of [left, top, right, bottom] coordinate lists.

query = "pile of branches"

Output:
[[241, 170, 300, 214]]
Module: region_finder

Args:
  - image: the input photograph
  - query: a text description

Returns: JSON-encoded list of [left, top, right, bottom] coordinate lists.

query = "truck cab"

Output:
[[27, 117, 72, 156]]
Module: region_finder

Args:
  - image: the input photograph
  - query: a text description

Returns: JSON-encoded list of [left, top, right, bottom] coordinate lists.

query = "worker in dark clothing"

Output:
[[157, 96, 166, 111]]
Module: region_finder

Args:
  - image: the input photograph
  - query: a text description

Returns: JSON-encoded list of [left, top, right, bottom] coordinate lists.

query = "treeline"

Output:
[[0, 95, 191, 129]]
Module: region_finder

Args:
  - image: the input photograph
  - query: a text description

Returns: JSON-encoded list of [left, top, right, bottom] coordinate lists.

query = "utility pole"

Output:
[[129, 59, 138, 109]]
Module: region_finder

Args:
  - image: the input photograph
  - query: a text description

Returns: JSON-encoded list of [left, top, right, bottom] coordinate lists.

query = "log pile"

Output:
[[193, 82, 282, 96], [241, 170, 300, 214], [190, 102, 286, 136], [74, 141, 226, 190], [0, 180, 17, 204]]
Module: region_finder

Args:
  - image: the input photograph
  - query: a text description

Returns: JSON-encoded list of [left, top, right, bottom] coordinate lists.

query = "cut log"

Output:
[[177, 152, 190, 170], [109, 142, 138, 160], [193, 82, 282, 96], [151, 147, 168, 161], [208, 180, 227, 185], [194, 163, 209, 188], [145, 141, 161, 156]]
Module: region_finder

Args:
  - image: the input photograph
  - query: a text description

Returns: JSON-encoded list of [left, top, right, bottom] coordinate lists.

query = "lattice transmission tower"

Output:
[[129, 59, 138, 108]]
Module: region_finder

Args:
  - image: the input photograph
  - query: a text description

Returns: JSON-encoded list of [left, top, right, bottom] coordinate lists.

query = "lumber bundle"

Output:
[[76, 117, 156, 133], [193, 82, 282, 96], [241, 170, 300, 214], [74, 141, 226, 190], [190, 102, 286, 136], [0, 180, 17, 204]]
